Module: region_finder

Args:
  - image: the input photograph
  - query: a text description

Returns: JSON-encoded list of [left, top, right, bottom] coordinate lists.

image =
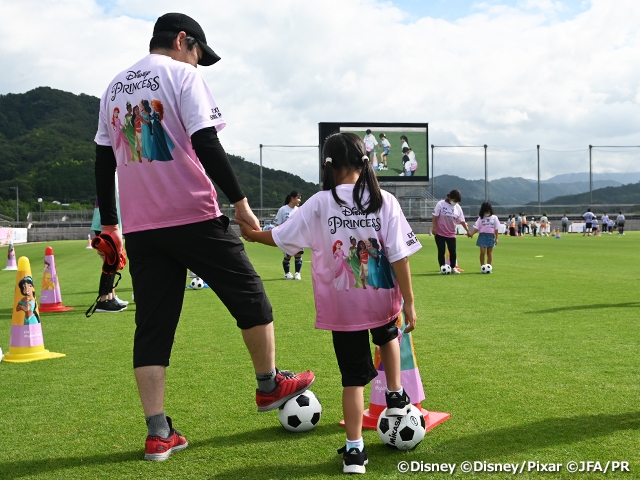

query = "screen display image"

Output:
[[318, 122, 429, 182]]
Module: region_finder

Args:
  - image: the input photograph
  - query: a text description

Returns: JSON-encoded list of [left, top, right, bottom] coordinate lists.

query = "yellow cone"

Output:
[[3, 256, 65, 363]]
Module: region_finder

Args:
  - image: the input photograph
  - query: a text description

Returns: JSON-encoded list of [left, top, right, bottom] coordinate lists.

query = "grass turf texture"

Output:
[[0, 233, 638, 479]]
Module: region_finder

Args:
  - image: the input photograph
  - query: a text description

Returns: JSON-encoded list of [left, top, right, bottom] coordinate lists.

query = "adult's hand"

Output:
[[234, 198, 260, 233]]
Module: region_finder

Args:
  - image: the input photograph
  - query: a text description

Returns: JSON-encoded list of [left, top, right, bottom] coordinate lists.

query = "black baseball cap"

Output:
[[153, 13, 221, 66]]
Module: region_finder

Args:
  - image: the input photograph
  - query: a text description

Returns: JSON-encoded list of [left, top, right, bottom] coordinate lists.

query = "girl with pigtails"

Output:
[[237, 132, 421, 474]]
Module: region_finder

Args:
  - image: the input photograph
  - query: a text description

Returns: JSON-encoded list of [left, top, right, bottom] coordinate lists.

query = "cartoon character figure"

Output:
[[42, 260, 56, 290], [346, 236, 362, 288], [139, 100, 153, 161], [371, 238, 395, 289], [149, 99, 175, 161], [123, 101, 137, 161], [132, 105, 143, 162], [333, 240, 356, 291], [357, 240, 369, 289], [16, 276, 40, 325], [112, 107, 133, 164], [365, 238, 379, 289]]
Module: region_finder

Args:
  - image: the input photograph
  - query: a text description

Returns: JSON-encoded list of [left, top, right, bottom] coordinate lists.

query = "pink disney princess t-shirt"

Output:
[[95, 54, 226, 234], [271, 185, 421, 332]]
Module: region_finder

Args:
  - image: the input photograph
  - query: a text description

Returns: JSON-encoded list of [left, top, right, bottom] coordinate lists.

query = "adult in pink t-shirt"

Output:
[[93, 12, 314, 460], [432, 189, 470, 272]]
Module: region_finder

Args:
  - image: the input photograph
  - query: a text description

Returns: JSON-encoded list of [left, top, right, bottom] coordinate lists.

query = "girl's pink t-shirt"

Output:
[[433, 200, 465, 238], [474, 215, 500, 234], [271, 185, 421, 332]]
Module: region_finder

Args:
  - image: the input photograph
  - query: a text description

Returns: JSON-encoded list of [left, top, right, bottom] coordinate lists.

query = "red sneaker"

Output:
[[256, 369, 315, 412], [144, 417, 188, 461]]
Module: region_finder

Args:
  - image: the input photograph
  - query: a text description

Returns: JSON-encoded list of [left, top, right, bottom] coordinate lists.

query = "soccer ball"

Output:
[[377, 405, 426, 451], [440, 264, 452, 275], [481, 264, 492, 274], [190, 277, 204, 290], [277, 390, 322, 432]]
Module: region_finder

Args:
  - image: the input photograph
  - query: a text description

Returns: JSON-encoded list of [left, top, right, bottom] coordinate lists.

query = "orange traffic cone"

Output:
[[39, 246, 74, 313], [4, 240, 17, 270], [86, 234, 93, 249], [341, 304, 450, 431], [3, 256, 65, 363]]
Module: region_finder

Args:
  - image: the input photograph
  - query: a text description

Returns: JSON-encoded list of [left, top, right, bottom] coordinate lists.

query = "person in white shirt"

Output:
[[583, 208, 595, 236], [601, 213, 610, 234], [539, 214, 549, 236], [616, 211, 626, 235], [273, 191, 303, 279], [378, 133, 390, 171], [400, 147, 418, 177], [362, 129, 378, 165]]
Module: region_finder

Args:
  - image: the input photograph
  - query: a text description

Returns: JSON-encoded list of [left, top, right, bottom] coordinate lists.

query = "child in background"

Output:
[[530, 218, 538, 237], [238, 132, 420, 474], [379, 133, 390, 170], [402, 147, 418, 176], [273, 190, 303, 280], [399, 154, 409, 176], [540, 213, 549, 236], [468, 202, 500, 268], [363, 129, 378, 165], [617, 211, 626, 235]]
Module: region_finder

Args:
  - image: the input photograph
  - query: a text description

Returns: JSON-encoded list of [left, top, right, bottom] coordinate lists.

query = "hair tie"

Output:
[[362, 155, 369, 162], [325, 157, 332, 163]]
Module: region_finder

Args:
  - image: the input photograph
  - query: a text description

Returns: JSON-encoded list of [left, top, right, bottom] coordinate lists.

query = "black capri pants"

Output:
[[125, 216, 273, 368], [332, 318, 399, 387], [434, 234, 457, 269]]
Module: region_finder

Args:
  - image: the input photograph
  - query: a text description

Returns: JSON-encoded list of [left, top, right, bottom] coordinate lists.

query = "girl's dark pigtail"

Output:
[[354, 156, 383, 214], [322, 156, 345, 207]]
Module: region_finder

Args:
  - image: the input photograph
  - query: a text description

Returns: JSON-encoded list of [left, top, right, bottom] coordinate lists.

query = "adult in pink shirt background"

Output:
[[432, 189, 470, 273]]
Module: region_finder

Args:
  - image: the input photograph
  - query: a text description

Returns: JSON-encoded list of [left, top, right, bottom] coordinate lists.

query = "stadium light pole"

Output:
[[259, 144, 263, 212], [484, 144, 488, 201], [431, 145, 435, 197], [589, 145, 593, 203], [537, 145, 540, 213]]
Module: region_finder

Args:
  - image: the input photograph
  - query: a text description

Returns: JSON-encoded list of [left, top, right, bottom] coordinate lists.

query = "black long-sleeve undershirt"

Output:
[[94, 127, 245, 227]]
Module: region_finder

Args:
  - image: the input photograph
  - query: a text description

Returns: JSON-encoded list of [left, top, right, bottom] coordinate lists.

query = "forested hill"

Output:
[[0, 87, 318, 221]]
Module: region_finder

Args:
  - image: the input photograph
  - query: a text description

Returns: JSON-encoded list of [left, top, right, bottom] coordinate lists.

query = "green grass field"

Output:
[[0, 233, 638, 479]]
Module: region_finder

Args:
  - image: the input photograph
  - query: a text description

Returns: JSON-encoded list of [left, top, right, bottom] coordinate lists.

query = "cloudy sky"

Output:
[[1, 0, 639, 182]]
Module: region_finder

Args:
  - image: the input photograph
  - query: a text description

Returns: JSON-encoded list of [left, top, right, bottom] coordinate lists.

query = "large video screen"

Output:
[[318, 122, 429, 182]]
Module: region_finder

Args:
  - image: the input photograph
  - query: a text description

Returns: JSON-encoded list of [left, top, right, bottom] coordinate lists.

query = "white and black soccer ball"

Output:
[[190, 277, 204, 290], [440, 264, 452, 275], [277, 390, 322, 432], [481, 264, 493, 274], [377, 405, 426, 451]]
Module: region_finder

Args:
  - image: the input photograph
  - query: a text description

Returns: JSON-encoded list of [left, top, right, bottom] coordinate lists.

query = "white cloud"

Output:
[[0, 0, 639, 182]]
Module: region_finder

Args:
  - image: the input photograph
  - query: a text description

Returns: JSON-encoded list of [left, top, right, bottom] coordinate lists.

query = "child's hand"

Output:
[[402, 300, 417, 333], [237, 220, 257, 242]]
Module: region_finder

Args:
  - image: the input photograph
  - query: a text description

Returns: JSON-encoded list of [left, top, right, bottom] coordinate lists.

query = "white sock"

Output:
[[386, 387, 404, 395], [346, 437, 364, 451]]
